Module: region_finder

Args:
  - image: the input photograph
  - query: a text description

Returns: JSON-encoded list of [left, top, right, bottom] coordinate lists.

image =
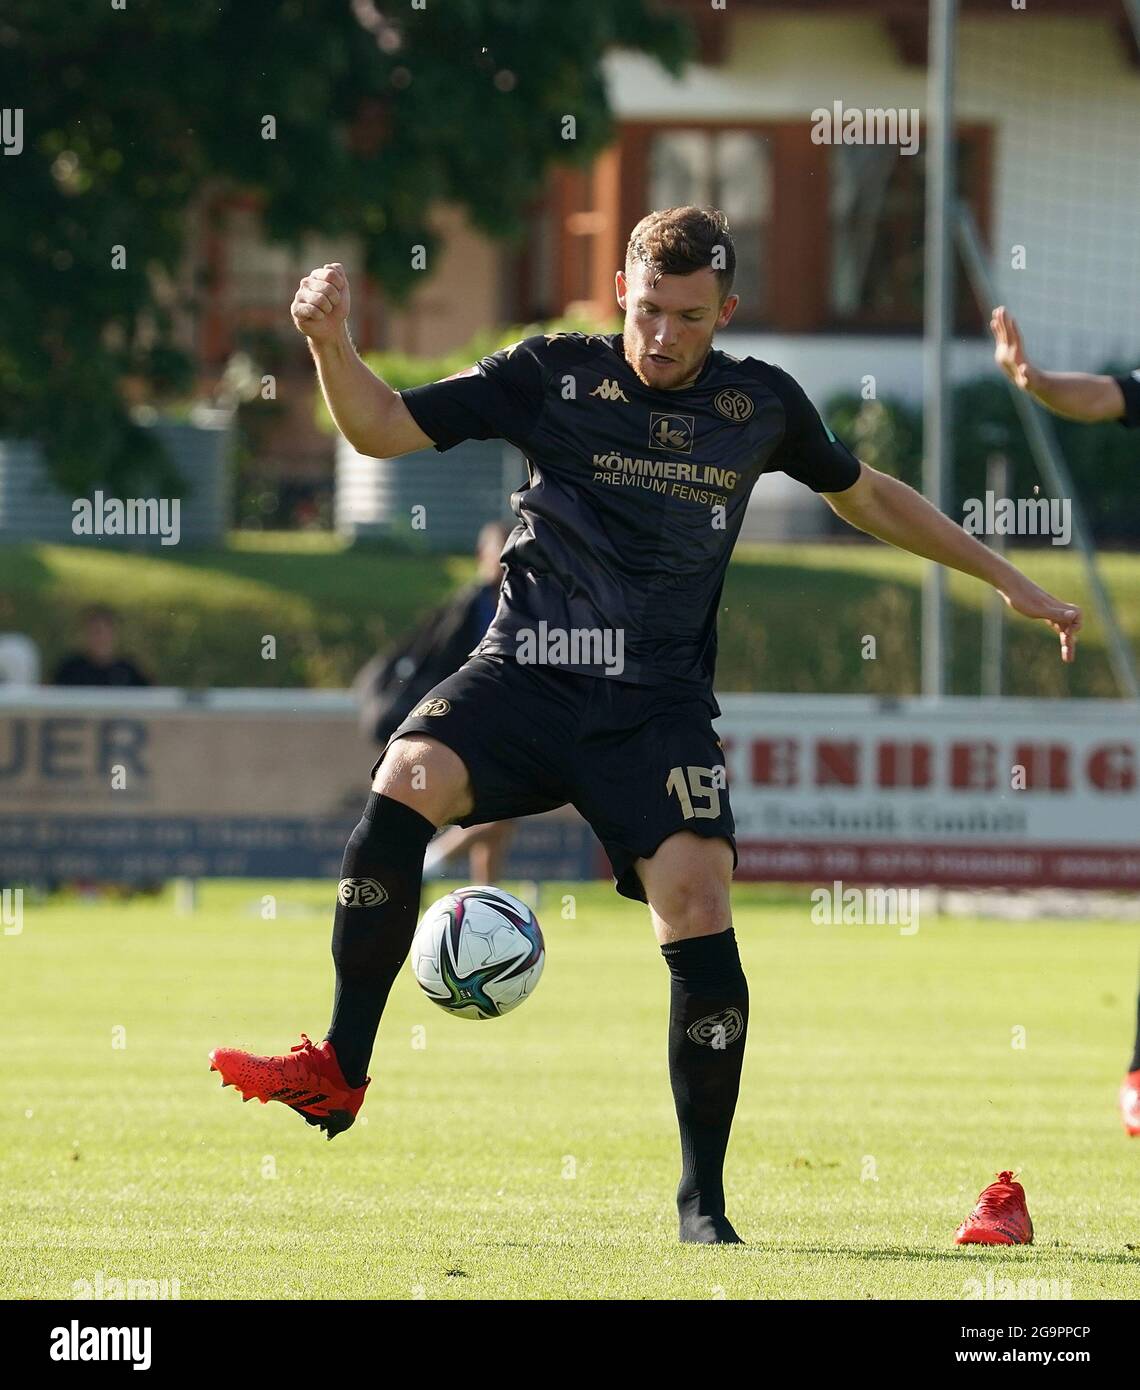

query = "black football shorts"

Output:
[[374, 654, 737, 902]]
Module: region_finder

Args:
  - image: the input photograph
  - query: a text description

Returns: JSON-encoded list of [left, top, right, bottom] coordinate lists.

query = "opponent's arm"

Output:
[[822, 463, 1082, 663], [990, 305, 1126, 423], [292, 263, 431, 458]]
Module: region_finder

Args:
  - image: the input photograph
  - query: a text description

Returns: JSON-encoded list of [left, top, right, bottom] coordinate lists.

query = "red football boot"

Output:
[[954, 1170, 1033, 1246], [209, 1033, 368, 1139], [1120, 1071, 1140, 1137]]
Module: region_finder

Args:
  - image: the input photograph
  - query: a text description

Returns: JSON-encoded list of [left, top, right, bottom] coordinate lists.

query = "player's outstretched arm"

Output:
[[990, 305, 1126, 423], [291, 263, 432, 458], [823, 464, 1082, 664]]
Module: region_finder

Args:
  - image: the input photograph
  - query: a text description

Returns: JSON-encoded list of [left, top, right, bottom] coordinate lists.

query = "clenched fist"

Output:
[[291, 263, 350, 343]]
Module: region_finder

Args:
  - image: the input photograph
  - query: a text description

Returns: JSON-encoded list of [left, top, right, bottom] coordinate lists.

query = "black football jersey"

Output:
[[399, 332, 861, 689], [1117, 371, 1140, 428]]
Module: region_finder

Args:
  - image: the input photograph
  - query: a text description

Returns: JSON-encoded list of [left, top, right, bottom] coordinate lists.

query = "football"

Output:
[[411, 885, 545, 1020]]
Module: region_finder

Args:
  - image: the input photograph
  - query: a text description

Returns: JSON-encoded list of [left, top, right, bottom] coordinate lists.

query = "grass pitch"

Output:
[[2, 881, 1137, 1300]]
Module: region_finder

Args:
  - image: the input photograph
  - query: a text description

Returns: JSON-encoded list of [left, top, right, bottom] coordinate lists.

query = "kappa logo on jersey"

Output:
[[687, 1007, 745, 1048], [412, 697, 450, 717], [337, 877, 389, 907], [649, 413, 694, 454], [590, 378, 631, 403], [714, 388, 754, 422]]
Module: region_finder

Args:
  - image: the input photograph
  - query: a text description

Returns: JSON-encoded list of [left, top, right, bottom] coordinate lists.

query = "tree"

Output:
[[0, 0, 687, 493]]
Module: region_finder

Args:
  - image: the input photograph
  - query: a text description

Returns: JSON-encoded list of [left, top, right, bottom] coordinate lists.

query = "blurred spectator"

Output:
[[354, 520, 516, 882], [355, 521, 508, 741], [53, 605, 152, 687]]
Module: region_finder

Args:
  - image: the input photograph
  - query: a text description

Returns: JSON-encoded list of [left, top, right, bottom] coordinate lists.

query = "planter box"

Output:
[[0, 413, 233, 547], [335, 436, 520, 551]]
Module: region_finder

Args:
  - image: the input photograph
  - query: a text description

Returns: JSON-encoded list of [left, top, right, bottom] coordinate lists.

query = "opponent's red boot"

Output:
[[209, 1033, 368, 1139], [1120, 1071, 1140, 1136], [954, 1170, 1033, 1245]]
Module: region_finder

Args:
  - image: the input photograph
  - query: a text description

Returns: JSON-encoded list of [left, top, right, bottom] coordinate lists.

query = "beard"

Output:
[[621, 322, 715, 392]]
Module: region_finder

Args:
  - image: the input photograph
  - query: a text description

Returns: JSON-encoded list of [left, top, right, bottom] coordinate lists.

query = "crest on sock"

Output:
[[338, 877, 389, 907], [687, 1007, 744, 1049]]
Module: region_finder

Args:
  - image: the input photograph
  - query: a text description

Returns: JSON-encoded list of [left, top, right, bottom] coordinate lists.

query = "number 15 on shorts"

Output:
[[666, 764, 726, 821]]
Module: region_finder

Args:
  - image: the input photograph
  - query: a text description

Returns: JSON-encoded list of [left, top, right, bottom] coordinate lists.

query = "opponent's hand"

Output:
[[998, 573, 1082, 663], [990, 305, 1035, 392], [291, 263, 350, 343]]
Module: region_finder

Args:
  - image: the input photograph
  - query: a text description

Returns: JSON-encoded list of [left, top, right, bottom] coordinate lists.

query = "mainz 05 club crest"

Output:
[[337, 878, 389, 907], [687, 1007, 745, 1048]]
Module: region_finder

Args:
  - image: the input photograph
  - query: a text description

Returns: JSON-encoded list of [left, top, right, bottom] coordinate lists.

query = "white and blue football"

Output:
[[411, 886, 545, 1020]]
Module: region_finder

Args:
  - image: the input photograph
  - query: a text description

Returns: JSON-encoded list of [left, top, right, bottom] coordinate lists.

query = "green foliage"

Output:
[[4, 535, 1138, 697], [0, 1, 687, 490], [825, 372, 1140, 542], [314, 312, 622, 432], [823, 393, 924, 488]]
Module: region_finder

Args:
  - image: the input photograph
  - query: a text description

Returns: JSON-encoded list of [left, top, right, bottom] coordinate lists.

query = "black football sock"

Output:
[[1129, 980, 1140, 1074], [660, 928, 749, 1245], [326, 792, 436, 1088]]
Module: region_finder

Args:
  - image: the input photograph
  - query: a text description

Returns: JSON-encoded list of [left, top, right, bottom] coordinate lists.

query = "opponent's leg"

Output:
[[637, 832, 747, 1245], [422, 818, 516, 883], [467, 819, 516, 883]]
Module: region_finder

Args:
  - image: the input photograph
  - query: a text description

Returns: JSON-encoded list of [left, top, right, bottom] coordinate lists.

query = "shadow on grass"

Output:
[[757, 1243, 1139, 1267]]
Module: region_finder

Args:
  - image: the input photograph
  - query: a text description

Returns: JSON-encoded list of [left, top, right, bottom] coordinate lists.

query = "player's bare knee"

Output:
[[651, 879, 731, 938], [641, 834, 733, 938], [371, 736, 474, 825]]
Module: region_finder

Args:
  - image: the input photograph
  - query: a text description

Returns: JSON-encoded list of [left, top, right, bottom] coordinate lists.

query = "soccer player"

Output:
[[991, 304, 1140, 1137], [210, 209, 1082, 1245]]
